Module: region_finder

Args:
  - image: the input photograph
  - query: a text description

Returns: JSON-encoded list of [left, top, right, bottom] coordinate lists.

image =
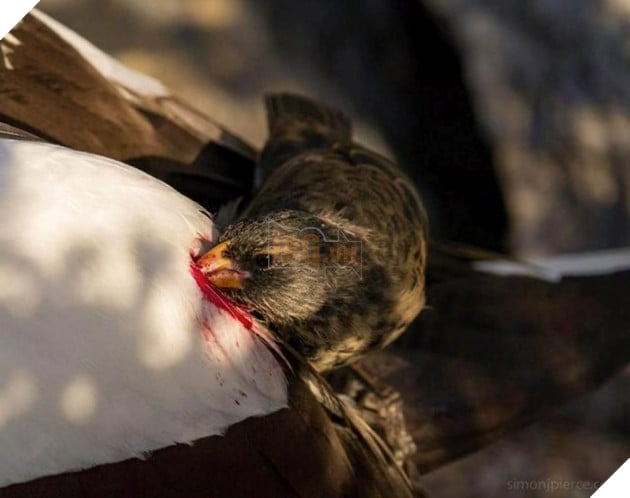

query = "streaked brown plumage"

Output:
[[199, 94, 428, 371]]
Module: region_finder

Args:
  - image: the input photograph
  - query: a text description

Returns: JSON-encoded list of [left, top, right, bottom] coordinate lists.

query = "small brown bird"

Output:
[[198, 94, 428, 370]]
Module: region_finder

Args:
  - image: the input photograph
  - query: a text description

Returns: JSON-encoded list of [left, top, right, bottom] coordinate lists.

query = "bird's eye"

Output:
[[255, 254, 273, 268]]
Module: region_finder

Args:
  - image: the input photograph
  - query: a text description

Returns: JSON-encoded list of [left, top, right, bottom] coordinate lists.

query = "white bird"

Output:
[[0, 137, 287, 486]]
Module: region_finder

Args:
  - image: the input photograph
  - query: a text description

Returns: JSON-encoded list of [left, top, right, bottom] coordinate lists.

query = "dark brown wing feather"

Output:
[[361, 266, 630, 473], [0, 13, 255, 212]]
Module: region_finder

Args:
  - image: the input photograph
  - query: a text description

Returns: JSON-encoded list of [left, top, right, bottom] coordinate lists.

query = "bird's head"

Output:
[[196, 210, 360, 328]]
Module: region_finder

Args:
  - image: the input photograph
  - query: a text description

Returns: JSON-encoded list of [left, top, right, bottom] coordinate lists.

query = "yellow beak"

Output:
[[196, 241, 247, 289]]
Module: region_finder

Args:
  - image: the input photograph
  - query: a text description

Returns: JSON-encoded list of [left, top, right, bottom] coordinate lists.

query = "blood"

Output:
[[190, 261, 253, 330], [190, 254, 290, 369]]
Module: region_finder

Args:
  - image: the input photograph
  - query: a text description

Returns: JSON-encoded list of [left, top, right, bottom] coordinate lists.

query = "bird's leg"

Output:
[[326, 362, 418, 473]]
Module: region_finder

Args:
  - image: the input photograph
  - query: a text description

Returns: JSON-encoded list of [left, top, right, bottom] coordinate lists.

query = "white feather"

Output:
[[0, 139, 287, 486], [474, 247, 630, 282]]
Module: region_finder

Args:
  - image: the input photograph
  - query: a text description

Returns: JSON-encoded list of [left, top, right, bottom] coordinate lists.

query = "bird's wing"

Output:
[[249, 94, 427, 252], [0, 139, 286, 487], [296, 360, 418, 497], [0, 11, 256, 213], [370, 247, 630, 473]]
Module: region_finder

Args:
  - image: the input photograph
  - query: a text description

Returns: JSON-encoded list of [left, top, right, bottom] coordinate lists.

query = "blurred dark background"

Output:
[[38, 0, 629, 496], [41, 0, 630, 256]]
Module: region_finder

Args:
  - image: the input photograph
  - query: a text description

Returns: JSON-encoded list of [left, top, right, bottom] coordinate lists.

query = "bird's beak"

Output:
[[196, 241, 247, 289]]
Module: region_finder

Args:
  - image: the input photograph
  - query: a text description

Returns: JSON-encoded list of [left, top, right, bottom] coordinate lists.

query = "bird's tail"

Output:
[[259, 93, 352, 180], [265, 93, 352, 141]]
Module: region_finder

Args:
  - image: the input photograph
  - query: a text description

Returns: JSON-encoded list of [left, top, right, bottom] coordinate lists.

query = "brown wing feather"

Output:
[[0, 13, 255, 213]]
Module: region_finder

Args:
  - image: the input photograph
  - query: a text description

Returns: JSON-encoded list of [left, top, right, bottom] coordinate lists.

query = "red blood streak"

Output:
[[190, 261, 253, 330], [190, 253, 290, 368]]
